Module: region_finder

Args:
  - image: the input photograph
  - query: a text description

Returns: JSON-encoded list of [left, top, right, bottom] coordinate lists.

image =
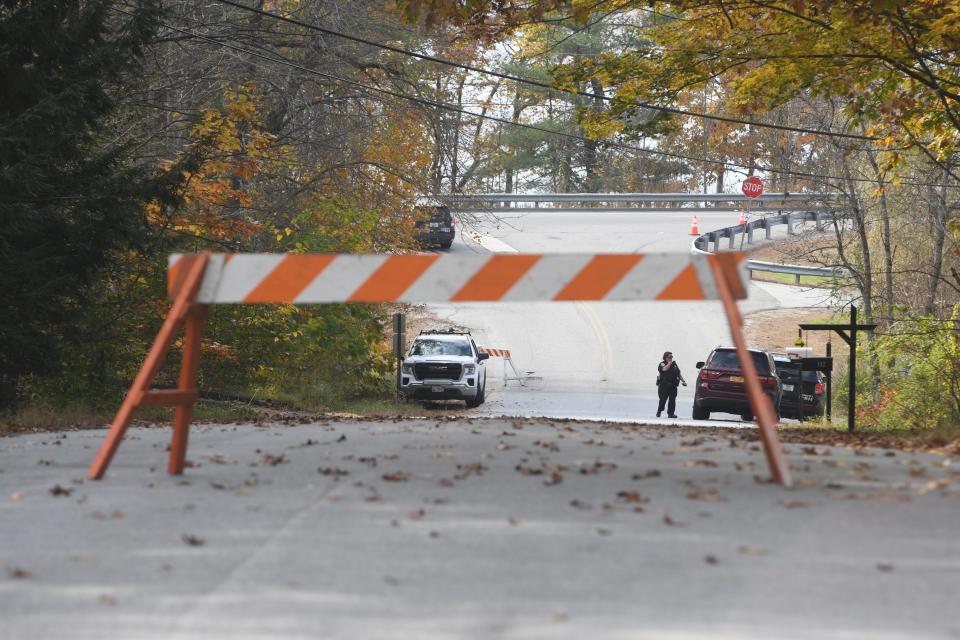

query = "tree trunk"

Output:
[[865, 151, 894, 326], [925, 168, 949, 316]]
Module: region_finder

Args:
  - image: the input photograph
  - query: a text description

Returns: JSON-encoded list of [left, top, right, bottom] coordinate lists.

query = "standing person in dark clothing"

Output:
[[656, 351, 687, 418]]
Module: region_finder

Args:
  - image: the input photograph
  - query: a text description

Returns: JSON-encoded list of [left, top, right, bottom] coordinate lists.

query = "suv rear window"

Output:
[[708, 349, 771, 374], [417, 206, 451, 224], [775, 360, 823, 381]]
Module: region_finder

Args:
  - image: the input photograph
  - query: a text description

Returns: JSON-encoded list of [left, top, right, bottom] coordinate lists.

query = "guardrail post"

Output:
[[747, 222, 754, 244], [764, 218, 772, 240], [712, 233, 721, 252], [787, 213, 796, 235], [728, 230, 737, 249]]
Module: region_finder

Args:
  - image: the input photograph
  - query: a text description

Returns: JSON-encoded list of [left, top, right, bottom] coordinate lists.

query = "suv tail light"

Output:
[[815, 382, 824, 395], [451, 215, 457, 225], [699, 370, 722, 380], [759, 376, 777, 386]]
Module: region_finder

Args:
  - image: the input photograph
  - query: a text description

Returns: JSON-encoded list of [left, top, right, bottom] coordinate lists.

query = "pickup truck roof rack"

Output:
[[419, 328, 471, 336]]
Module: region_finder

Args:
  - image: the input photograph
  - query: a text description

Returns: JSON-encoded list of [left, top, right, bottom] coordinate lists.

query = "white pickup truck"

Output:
[[400, 330, 488, 407]]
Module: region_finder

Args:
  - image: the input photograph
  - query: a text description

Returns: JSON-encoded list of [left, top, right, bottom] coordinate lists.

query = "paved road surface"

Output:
[[2, 420, 957, 639], [425, 209, 837, 422]]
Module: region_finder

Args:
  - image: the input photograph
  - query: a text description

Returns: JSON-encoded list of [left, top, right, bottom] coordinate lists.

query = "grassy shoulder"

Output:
[[775, 420, 960, 455]]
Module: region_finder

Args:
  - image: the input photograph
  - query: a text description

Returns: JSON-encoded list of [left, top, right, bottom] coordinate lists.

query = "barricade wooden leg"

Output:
[[88, 255, 209, 480], [709, 255, 792, 487], [169, 304, 209, 475]]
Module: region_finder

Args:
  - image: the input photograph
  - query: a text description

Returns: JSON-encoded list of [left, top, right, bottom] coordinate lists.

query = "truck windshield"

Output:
[[411, 339, 471, 356]]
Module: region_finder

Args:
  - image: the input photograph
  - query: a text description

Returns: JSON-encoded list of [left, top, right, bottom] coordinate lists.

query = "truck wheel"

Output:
[[466, 381, 485, 408]]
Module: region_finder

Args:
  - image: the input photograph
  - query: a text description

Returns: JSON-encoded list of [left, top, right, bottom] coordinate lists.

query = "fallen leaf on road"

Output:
[[686, 489, 727, 502], [336, 434, 347, 442], [319, 467, 349, 477], [631, 470, 661, 480], [737, 545, 767, 556], [508, 517, 520, 526], [780, 500, 811, 509], [181, 534, 205, 547], [408, 509, 425, 521], [49, 485, 72, 497], [569, 499, 592, 510], [9, 492, 23, 502], [544, 471, 563, 486], [683, 459, 719, 468], [99, 594, 116, 606], [663, 515, 684, 527], [916, 478, 950, 495], [617, 490, 649, 504], [8, 567, 32, 578], [597, 528, 612, 536], [876, 563, 894, 572], [704, 555, 719, 565], [259, 453, 287, 466], [382, 472, 409, 482]]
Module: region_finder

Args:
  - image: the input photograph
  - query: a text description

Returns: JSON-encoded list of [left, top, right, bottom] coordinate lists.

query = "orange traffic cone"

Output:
[[738, 209, 747, 225], [689, 215, 700, 235]]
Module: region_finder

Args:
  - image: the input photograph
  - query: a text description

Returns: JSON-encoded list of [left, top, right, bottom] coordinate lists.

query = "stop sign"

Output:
[[742, 176, 764, 198]]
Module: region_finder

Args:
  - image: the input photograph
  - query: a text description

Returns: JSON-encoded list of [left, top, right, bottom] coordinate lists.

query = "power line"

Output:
[[213, 0, 878, 142], [128, 11, 956, 188]]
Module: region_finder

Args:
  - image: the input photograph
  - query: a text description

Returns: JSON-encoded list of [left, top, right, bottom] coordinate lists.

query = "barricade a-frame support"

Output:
[[88, 255, 210, 480], [88, 252, 792, 487]]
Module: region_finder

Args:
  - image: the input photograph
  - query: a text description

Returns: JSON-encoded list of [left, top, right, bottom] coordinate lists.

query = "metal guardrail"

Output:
[[745, 260, 848, 284], [443, 192, 839, 212], [693, 210, 830, 252], [691, 209, 850, 283]]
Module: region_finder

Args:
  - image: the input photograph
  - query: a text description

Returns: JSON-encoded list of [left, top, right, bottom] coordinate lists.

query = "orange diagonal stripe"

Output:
[[656, 263, 704, 300], [451, 255, 541, 301], [348, 255, 439, 302], [243, 255, 335, 303], [553, 255, 644, 300]]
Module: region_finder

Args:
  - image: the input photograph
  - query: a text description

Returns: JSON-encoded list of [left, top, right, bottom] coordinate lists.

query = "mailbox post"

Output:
[[799, 305, 877, 432], [393, 313, 406, 399]]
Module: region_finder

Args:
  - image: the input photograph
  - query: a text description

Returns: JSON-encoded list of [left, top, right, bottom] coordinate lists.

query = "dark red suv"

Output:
[[692, 347, 782, 421]]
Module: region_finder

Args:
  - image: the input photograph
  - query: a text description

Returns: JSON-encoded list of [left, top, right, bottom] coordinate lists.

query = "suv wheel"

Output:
[[740, 412, 754, 422], [440, 240, 453, 249], [692, 406, 709, 420]]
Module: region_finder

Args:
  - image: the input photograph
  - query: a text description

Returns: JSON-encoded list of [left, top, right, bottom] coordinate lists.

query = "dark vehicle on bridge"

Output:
[[772, 354, 826, 419], [692, 347, 782, 421], [415, 200, 456, 249]]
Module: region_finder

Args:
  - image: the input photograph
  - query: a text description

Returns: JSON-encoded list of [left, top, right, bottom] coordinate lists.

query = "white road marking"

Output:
[[465, 231, 519, 254]]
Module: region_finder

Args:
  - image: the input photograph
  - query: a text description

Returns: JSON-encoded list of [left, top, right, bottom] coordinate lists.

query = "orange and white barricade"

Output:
[[88, 252, 790, 487], [479, 347, 525, 386]]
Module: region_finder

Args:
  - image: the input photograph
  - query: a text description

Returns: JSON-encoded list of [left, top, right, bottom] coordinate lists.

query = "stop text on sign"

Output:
[[741, 176, 764, 198]]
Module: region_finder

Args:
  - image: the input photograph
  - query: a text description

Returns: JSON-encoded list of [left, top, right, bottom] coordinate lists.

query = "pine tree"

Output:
[[0, 0, 163, 406]]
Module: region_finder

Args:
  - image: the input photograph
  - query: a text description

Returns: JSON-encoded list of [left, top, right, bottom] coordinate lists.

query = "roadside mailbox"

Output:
[[800, 357, 832, 372]]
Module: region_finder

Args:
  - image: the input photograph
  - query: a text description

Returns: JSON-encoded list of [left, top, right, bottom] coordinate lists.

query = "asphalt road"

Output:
[[2, 420, 957, 639], [427, 209, 836, 423]]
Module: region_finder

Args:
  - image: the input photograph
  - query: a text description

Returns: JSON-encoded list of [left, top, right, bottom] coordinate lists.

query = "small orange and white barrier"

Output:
[[479, 347, 525, 386]]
